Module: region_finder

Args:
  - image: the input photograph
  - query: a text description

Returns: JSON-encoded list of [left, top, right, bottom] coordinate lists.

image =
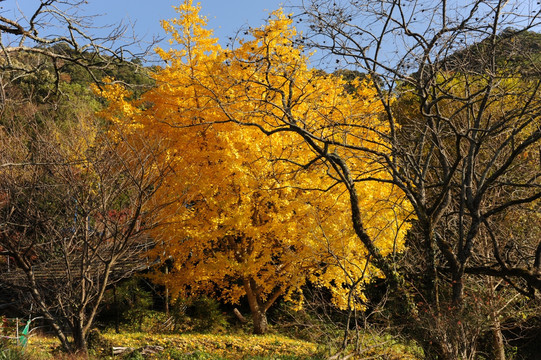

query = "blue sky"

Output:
[[3, 1, 293, 56], [83, 1, 290, 45]]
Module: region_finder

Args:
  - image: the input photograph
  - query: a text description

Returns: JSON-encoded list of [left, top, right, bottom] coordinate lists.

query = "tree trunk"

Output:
[[72, 319, 88, 357], [485, 275, 506, 360], [114, 284, 120, 334], [165, 266, 170, 317], [492, 323, 506, 360], [451, 271, 464, 306], [243, 277, 272, 335], [423, 226, 439, 306], [252, 309, 268, 335]]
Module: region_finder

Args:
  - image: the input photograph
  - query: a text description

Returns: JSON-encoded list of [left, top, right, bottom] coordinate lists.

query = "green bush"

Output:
[[186, 297, 229, 333], [124, 309, 168, 333], [99, 278, 169, 332], [167, 296, 229, 333], [87, 328, 113, 357]]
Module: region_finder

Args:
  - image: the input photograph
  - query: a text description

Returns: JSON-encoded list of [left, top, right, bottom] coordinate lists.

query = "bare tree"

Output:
[[285, 0, 541, 358], [0, 0, 156, 110], [0, 2, 171, 355], [0, 117, 173, 355]]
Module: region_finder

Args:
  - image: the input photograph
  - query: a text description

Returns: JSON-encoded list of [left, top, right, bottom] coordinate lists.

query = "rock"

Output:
[[140, 344, 164, 355], [112, 346, 136, 355]]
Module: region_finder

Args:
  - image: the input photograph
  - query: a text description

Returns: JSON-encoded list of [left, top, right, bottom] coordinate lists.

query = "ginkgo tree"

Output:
[[97, 1, 410, 335]]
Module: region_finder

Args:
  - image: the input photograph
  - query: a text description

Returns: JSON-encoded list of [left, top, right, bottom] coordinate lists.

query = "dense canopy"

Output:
[[97, 0, 410, 334]]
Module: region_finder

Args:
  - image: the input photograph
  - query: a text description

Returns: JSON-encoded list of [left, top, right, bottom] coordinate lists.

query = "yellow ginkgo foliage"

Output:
[[97, 0, 410, 334]]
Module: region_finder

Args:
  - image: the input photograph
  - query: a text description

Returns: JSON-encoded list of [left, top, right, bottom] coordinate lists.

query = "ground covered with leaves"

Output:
[[16, 330, 424, 359], [22, 332, 321, 359]]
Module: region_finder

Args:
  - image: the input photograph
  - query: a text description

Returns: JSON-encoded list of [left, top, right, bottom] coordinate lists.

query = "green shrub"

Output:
[[87, 328, 113, 357], [99, 278, 169, 332], [186, 297, 229, 333], [167, 296, 229, 333], [124, 309, 168, 332]]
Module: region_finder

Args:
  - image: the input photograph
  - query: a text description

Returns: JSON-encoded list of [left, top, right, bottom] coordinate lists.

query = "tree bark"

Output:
[[243, 277, 273, 334], [114, 284, 120, 334], [252, 309, 268, 335], [422, 341, 453, 360], [233, 308, 247, 323], [488, 277, 506, 360], [72, 318, 88, 357], [492, 322, 506, 360], [451, 270, 465, 307]]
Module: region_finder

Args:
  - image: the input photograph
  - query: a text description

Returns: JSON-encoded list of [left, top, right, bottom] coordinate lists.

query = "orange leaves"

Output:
[[98, 0, 410, 315], [158, 0, 220, 64]]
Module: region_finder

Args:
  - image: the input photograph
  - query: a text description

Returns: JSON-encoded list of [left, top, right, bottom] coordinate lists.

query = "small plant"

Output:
[[100, 278, 169, 332], [164, 349, 219, 360], [168, 296, 230, 333], [122, 349, 145, 360], [163, 347, 184, 360], [0, 347, 26, 360], [87, 329, 113, 357], [187, 297, 229, 333]]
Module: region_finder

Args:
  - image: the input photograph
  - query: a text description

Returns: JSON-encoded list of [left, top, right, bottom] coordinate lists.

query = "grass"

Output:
[[23, 332, 322, 360], [19, 328, 421, 359], [102, 332, 321, 359]]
